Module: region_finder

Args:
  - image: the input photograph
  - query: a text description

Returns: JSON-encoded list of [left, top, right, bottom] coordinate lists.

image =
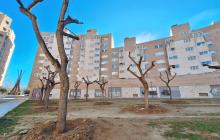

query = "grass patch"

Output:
[[163, 119, 220, 140], [0, 100, 30, 135]]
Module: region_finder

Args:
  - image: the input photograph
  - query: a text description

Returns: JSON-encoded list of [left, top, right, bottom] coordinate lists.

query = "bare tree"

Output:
[[159, 67, 176, 100], [95, 77, 108, 101], [16, 0, 82, 133], [73, 81, 81, 99], [203, 64, 220, 69], [39, 78, 45, 101], [82, 76, 94, 101], [39, 66, 60, 109], [127, 52, 155, 109]]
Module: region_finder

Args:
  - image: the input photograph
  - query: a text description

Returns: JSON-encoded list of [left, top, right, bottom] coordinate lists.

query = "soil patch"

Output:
[[94, 102, 113, 105], [21, 119, 95, 140], [30, 106, 58, 114], [121, 104, 168, 114], [162, 100, 189, 104]]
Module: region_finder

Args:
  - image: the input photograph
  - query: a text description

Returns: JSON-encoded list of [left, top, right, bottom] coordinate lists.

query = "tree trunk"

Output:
[[44, 87, 53, 110], [74, 89, 77, 100], [56, 69, 69, 133], [101, 88, 105, 102], [143, 85, 149, 109], [86, 85, 88, 101], [168, 86, 172, 101]]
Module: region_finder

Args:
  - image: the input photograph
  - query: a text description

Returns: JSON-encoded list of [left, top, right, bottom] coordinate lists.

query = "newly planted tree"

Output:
[[82, 76, 94, 101], [127, 52, 155, 109], [16, 0, 82, 133], [95, 77, 108, 101], [159, 67, 176, 100], [73, 81, 81, 99], [39, 66, 60, 109]]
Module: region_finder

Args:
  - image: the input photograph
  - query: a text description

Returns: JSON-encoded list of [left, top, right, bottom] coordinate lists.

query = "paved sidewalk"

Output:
[[0, 98, 27, 118]]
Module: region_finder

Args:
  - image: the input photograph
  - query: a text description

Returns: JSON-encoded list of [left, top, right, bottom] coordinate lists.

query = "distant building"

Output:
[[29, 22, 220, 99], [0, 13, 15, 86]]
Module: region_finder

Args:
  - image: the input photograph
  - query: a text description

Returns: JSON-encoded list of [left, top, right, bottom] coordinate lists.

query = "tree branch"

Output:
[[159, 72, 167, 84], [63, 15, 83, 26], [16, 0, 61, 70], [63, 32, 79, 40], [27, 0, 44, 11], [127, 64, 140, 78], [128, 52, 138, 66], [143, 61, 155, 76]]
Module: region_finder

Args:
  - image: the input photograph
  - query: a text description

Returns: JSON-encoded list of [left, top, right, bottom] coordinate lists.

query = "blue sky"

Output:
[[0, 0, 220, 88]]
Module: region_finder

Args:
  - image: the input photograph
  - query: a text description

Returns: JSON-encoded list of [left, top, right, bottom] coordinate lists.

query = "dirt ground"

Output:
[[4, 99, 220, 140]]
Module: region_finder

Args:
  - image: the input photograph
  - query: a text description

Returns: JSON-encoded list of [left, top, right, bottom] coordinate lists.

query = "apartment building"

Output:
[[28, 22, 220, 99], [0, 13, 15, 86]]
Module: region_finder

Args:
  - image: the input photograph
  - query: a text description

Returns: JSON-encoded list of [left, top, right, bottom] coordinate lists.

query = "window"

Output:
[[109, 87, 121, 97], [112, 72, 118, 75], [197, 42, 205, 46], [169, 55, 178, 60], [199, 93, 208, 96], [143, 47, 149, 51], [155, 52, 164, 57], [209, 51, 216, 56], [102, 49, 108, 53], [5, 20, 9, 25], [207, 42, 213, 47], [112, 58, 118, 62], [201, 61, 211, 65], [94, 67, 99, 70], [199, 51, 208, 55], [190, 66, 199, 70], [170, 48, 175, 51], [156, 60, 165, 64], [158, 68, 166, 72], [188, 56, 196, 61], [101, 55, 108, 58], [112, 52, 118, 57], [95, 89, 102, 97], [171, 64, 180, 69], [155, 44, 163, 49], [94, 60, 100, 63], [101, 61, 108, 65], [144, 54, 150, 59], [185, 47, 193, 52], [95, 54, 100, 57], [112, 64, 118, 69], [101, 43, 109, 47], [95, 48, 100, 51]]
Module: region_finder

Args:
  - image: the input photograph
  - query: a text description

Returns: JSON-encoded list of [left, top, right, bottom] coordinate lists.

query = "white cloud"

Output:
[[135, 32, 158, 44], [189, 9, 220, 27]]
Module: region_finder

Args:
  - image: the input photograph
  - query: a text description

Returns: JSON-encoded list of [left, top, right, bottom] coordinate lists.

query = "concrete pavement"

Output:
[[0, 96, 27, 118]]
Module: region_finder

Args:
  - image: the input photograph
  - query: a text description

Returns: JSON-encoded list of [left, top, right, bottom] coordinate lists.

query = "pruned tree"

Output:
[[95, 77, 108, 101], [10, 70, 23, 95], [73, 81, 81, 99], [127, 52, 155, 109], [82, 76, 94, 101], [159, 67, 177, 100], [39, 66, 60, 109], [16, 0, 82, 133], [203, 64, 220, 69]]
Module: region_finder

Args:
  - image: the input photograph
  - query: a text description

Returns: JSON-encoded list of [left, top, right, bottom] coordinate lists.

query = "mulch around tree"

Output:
[[20, 119, 96, 140], [94, 101, 113, 105], [121, 104, 168, 114], [162, 100, 190, 104]]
